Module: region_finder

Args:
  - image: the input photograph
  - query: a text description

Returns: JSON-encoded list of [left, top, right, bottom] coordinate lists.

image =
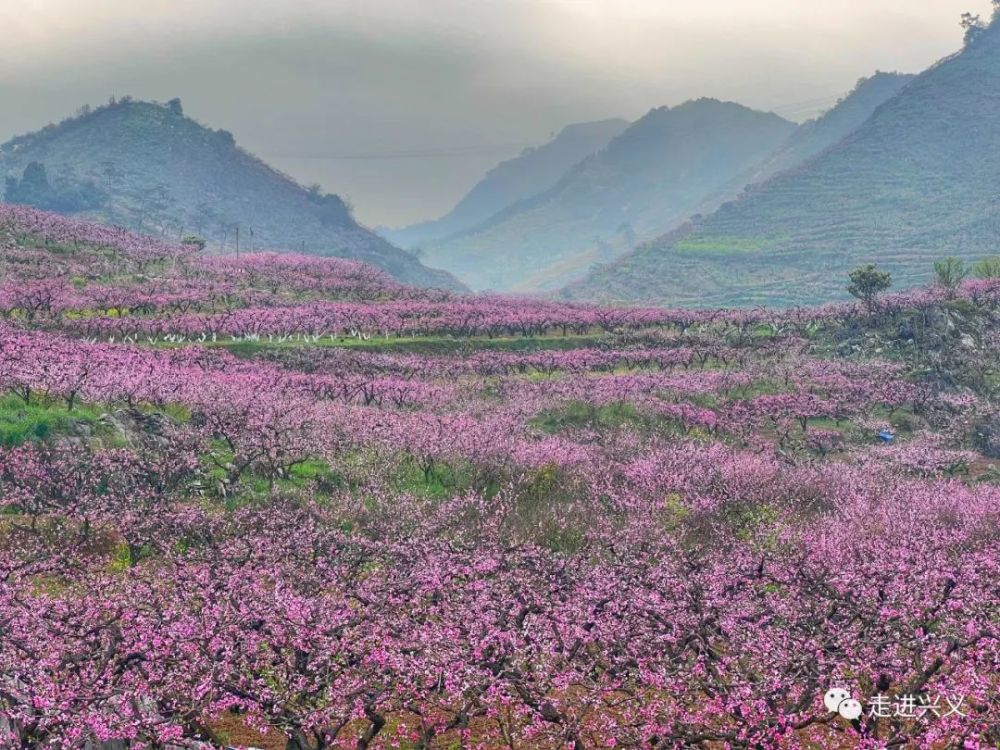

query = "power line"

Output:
[[264, 143, 530, 161], [767, 93, 844, 119]]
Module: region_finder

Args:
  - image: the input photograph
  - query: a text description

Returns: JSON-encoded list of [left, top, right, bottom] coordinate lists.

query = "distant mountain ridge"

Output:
[[566, 20, 1000, 307], [0, 98, 462, 290], [384, 119, 628, 249], [419, 99, 797, 292]]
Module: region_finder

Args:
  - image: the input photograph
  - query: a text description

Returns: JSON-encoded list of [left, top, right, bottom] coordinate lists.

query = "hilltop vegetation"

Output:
[[0, 98, 461, 290], [418, 100, 796, 292], [569, 14, 1000, 307], [0, 206, 997, 748], [383, 119, 628, 249]]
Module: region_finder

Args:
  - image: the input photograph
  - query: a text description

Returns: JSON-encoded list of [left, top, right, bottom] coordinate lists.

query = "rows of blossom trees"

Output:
[[4, 205, 998, 342], [0, 205, 997, 749]]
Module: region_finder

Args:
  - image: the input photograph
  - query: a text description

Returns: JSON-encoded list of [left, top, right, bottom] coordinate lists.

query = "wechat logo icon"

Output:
[[824, 687, 863, 720]]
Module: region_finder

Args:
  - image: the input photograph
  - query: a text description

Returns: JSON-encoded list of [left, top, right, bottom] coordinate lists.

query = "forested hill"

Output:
[[0, 98, 463, 290], [383, 118, 628, 249], [566, 18, 1000, 307]]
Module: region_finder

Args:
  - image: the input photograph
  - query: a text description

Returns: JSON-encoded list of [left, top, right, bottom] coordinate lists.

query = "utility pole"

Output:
[[235, 226, 240, 260]]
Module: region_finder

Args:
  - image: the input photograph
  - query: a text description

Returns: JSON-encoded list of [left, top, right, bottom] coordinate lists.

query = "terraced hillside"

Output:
[[383, 119, 628, 249], [420, 99, 796, 292], [746, 71, 915, 185], [0, 98, 462, 290], [568, 19, 1000, 307]]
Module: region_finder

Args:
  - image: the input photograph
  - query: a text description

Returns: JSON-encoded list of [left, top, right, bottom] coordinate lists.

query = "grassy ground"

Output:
[[212, 333, 609, 357], [0, 394, 105, 447]]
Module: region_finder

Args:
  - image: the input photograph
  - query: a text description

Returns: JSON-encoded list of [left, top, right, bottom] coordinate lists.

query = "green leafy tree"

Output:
[[9, 162, 52, 205], [933, 257, 968, 297], [961, 12, 986, 44], [847, 263, 892, 314], [4, 162, 105, 212], [972, 255, 1000, 278], [181, 235, 207, 251]]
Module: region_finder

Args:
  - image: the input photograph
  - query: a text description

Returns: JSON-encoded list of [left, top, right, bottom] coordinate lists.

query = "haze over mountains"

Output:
[[386, 68, 918, 295], [0, 99, 462, 290], [383, 119, 628, 250], [567, 17, 1000, 306], [415, 100, 797, 292]]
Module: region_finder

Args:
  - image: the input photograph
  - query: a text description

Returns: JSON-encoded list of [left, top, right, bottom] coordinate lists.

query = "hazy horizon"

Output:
[[0, 0, 992, 227]]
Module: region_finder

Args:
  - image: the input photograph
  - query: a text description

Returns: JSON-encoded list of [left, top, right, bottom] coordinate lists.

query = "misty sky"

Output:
[[0, 0, 992, 227]]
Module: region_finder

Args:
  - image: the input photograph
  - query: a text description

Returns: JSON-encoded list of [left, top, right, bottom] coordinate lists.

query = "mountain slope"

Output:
[[567, 23, 1000, 307], [0, 98, 462, 289], [419, 100, 796, 292], [748, 72, 915, 184], [383, 119, 628, 249], [646, 72, 917, 249]]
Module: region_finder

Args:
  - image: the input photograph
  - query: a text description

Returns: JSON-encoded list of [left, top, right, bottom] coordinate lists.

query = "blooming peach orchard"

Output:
[[0, 205, 998, 750]]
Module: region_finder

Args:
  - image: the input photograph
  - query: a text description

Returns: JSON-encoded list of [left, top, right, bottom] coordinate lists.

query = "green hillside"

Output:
[[567, 20, 1000, 307], [383, 118, 628, 249], [747, 72, 915, 184], [420, 99, 796, 292], [0, 98, 462, 289]]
